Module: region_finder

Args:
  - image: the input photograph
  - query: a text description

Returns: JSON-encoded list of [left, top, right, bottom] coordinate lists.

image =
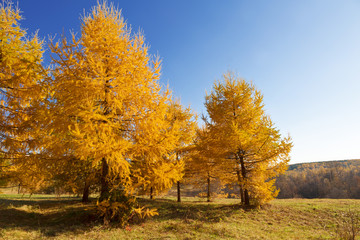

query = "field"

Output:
[[0, 193, 359, 240]]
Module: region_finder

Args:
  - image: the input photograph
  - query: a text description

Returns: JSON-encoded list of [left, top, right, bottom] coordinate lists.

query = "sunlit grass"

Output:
[[0, 194, 359, 239]]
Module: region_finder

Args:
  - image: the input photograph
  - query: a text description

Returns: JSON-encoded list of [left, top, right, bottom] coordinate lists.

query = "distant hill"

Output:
[[276, 159, 360, 199], [288, 159, 360, 171]]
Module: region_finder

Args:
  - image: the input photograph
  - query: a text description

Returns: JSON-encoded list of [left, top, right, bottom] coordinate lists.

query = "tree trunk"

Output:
[[99, 77, 111, 202], [236, 169, 245, 203], [82, 181, 90, 202], [176, 153, 181, 203], [239, 156, 250, 206], [239, 185, 245, 203], [207, 175, 211, 202], [150, 187, 153, 200], [244, 188, 250, 205], [99, 157, 109, 201], [177, 181, 181, 202]]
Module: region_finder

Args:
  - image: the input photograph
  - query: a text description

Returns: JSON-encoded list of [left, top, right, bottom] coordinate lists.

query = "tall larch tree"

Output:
[[204, 72, 292, 206], [49, 2, 169, 201], [130, 99, 197, 200], [0, 2, 46, 191]]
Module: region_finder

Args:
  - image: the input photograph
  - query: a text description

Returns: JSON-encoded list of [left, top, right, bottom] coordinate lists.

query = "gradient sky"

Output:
[[17, 0, 360, 164]]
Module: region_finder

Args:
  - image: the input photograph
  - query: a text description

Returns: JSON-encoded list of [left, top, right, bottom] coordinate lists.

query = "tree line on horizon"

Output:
[[0, 1, 292, 223], [275, 160, 360, 199]]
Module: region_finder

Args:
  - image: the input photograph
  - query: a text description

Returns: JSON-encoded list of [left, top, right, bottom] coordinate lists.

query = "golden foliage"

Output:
[[0, 1, 47, 191], [133, 206, 159, 219], [203, 71, 293, 206], [40, 1, 197, 203], [131, 99, 197, 197]]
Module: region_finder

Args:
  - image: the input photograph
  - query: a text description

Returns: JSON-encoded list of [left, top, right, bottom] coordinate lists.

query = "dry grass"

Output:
[[0, 194, 359, 239]]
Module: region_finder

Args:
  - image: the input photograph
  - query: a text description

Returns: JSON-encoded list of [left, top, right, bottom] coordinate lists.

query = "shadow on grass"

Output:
[[137, 198, 249, 223], [0, 198, 82, 208], [0, 198, 100, 237], [0, 196, 253, 237]]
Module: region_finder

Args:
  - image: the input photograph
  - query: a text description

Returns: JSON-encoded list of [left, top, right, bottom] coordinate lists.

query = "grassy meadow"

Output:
[[0, 193, 359, 239]]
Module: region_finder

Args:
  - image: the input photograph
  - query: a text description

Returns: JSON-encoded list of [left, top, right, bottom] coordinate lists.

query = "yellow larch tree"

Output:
[[130, 99, 197, 200], [169, 100, 197, 202], [204, 72, 292, 206], [130, 99, 181, 199], [186, 125, 226, 202], [0, 2, 46, 191], [48, 2, 169, 201]]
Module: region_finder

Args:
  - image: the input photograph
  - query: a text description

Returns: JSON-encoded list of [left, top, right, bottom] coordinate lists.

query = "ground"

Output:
[[0, 193, 359, 239]]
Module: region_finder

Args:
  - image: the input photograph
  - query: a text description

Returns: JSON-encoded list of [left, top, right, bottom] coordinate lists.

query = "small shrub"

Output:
[[336, 208, 359, 240], [96, 190, 158, 226]]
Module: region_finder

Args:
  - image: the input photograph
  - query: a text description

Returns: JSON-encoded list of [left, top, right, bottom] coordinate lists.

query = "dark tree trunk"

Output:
[[244, 188, 250, 205], [177, 181, 181, 202], [99, 158, 109, 202], [176, 153, 181, 203], [240, 185, 245, 203], [207, 175, 211, 202], [239, 156, 250, 206], [82, 181, 90, 202], [236, 169, 245, 203], [99, 77, 111, 202], [150, 187, 154, 200]]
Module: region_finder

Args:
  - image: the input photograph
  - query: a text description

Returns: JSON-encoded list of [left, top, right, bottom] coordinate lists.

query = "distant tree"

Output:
[[204, 72, 292, 206]]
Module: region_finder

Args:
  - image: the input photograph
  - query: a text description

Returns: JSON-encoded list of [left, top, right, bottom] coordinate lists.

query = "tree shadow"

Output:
[[0, 196, 258, 237], [137, 198, 251, 223], [0, 198, 82, 209], [0, 198, 100, 237]]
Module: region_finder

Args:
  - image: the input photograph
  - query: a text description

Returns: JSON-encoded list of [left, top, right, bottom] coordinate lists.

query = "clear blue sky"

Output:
[[18, 1, 360, 164]]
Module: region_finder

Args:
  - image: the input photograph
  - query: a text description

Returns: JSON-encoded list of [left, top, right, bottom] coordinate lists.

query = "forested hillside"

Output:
[[275, 159, 360, 199]]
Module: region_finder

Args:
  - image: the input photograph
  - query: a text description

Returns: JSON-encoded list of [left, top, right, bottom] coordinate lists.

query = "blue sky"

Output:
[[18, 1, 360, 164]]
